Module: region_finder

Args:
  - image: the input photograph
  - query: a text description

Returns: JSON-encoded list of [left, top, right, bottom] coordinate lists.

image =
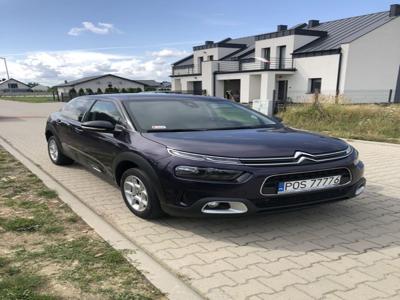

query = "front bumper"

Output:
[[157, 155, 365, 217], [161, 177, 366, 217]]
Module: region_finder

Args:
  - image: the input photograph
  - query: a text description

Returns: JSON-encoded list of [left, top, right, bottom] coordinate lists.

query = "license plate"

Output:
[[277, 175, 342, 194]]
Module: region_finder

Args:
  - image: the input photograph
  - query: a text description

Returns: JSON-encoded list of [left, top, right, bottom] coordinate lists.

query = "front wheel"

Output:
[[47, 136, 74, 165], [121, 168, 163, 219]]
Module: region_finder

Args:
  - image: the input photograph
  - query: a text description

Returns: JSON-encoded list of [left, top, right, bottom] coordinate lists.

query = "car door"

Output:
[[56, 97, 94, 161], [80, 99, 128, 178]]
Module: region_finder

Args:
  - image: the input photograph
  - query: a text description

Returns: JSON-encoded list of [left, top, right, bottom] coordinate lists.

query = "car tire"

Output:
[[120, 168, 164, 219], [47, 135, 74, 165]]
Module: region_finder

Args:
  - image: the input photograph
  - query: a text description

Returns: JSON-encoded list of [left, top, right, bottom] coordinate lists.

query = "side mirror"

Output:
[[81, 120, 115, 132]]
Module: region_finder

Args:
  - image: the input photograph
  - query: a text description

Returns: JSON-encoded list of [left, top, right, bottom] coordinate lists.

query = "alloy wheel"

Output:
[[123, 175, 148, 212], [48, 138, 59, 162]]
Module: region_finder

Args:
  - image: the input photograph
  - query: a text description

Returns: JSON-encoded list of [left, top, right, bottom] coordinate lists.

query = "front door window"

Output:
[[86, 101, 122, 126]]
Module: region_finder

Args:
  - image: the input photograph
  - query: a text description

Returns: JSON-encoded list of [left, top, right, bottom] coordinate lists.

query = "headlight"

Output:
[[175, 166, 244, 181], [353, 148, 359, 165]]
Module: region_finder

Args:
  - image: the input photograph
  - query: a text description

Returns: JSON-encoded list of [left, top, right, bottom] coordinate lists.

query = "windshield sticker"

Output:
[[151, 125, 167, 129]]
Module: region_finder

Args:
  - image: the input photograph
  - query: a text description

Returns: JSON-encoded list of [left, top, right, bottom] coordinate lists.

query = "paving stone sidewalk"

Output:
[[1, 100, 400, 299]]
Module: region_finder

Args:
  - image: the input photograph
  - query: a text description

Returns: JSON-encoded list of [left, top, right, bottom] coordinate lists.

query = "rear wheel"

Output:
[[47, 136, 74, 165], [121, 168, 163, 219]]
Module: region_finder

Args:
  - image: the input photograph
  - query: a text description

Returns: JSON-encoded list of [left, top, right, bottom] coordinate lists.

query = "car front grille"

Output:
[[260, 168, 352, 196], [240, 147, 352, 166]]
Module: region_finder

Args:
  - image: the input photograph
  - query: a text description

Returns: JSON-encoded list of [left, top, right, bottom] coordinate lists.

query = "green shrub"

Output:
[[68, 88, 77, 99], [78, 88, 85, 96], [96, 88, 103, 94], [104, 87, 114, 94], [85, 88, 94, 95], [121, 88, 127, 93]]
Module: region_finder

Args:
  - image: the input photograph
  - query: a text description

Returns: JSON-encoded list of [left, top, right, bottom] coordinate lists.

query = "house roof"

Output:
[[53, 74, 158, 88], [0, 78, 30, 88], [172, 7, 398, 65], [294, 11, 394, 54], [133, 80, 161, 87]]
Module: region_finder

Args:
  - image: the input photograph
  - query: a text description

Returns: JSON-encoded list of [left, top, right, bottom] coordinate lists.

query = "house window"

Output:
[[278, 46, 286, 68], [309, 78, 322, 93], [207, 55, 214, 61], [262, 48, 270, 69], [8, 83, 18, 89]]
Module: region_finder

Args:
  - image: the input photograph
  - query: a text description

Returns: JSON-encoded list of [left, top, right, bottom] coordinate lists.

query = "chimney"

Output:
[[205, 40, 214, 45], [277, 25, 288, 31], [64, 80, 68, 84], [308, 20, 320, 27], [389, 4, 400, 17]]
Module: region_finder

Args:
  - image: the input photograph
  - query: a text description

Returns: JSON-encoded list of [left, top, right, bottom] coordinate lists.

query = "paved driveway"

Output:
[[1, 100, 400, 300]]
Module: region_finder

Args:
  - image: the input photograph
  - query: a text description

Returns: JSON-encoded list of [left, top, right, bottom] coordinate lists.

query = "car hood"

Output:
[[142, 127, 348, 158]]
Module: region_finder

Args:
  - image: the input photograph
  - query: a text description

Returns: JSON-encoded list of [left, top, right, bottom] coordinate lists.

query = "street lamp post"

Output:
[[0, 57, 10, 80]]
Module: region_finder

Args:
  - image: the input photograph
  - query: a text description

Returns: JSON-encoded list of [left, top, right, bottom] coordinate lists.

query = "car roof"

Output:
[[80, 93, 227, 102]]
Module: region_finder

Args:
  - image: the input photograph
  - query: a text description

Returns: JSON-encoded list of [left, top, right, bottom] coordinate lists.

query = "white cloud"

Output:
[[5, 50, 177, 86], [68, 22, 120, 36], [151, 48, 189, 58]]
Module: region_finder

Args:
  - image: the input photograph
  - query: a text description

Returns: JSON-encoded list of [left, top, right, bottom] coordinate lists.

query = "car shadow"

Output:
[[150, 183, 400, 254]]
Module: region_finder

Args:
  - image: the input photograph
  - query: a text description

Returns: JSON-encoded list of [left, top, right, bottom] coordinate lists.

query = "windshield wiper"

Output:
[[204, 125, 277, 131]]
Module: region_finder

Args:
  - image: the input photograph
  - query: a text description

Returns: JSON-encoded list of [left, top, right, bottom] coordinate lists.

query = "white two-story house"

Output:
[[171, 4, 400, 111]]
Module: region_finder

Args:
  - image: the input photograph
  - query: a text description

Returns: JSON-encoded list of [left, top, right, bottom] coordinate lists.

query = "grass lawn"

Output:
[[278, 103, 400, 144], [0, 96, 54, 103], [0, 147, 164, 299]]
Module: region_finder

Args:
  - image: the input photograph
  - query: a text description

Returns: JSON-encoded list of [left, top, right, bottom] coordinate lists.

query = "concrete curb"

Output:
[[0, 137, 203, 300]]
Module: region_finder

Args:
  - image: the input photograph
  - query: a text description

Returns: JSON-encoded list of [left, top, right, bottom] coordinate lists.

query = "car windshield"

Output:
[[124, 98, 278, 132]]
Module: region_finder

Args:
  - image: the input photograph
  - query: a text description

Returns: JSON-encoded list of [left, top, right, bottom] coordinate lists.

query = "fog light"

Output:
[[355, 185, 365, 196]]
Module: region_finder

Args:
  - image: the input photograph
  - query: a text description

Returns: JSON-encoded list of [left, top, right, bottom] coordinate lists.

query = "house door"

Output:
[[193, 81, 202, 95], [277, 80, 288, 102]]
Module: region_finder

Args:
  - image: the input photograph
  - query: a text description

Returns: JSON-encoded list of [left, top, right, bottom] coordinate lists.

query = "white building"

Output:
[[54, 74, 163, 99], [31, 84, 49, 92], [0, 78, 31, 93], [171, 4, 400, 110]]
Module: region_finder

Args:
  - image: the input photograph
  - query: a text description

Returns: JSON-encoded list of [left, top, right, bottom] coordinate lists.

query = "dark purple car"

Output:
[[45, 94, 365, 219]]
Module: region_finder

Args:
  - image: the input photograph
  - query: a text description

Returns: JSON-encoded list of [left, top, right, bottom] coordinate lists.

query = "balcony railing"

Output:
[[217, 57, 294, 72], [171, 57, 295, 76], [171, 64, 201, 76]]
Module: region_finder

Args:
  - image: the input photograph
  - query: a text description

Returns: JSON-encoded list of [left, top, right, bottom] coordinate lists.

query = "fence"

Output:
[[0, 91, 53, 97]]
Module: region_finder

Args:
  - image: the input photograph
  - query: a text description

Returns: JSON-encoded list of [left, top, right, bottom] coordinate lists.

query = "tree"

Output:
[[127, 88, 136, 93], [105, 87, 114, 94], [78, 88, 85, 96], [85, 88, 94, 95], [96, 88, 103, 94], [144, 87, 156, 92], [112, 87, 119, 93], [69, 88, 77, 99], [27, 82, 39, 88], [121, 88, 127, 93]]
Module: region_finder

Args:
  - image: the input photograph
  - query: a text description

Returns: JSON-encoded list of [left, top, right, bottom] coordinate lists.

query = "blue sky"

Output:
[[0, 0, 395, 85]]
